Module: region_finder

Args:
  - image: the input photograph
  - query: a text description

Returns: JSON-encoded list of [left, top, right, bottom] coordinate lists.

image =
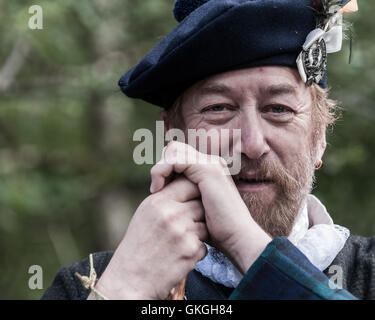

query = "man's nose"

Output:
[[240, 113, 270, 160]]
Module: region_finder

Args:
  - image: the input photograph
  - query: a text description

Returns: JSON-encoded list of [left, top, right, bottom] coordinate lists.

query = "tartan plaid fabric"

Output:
[[229, 237, 357, 300]]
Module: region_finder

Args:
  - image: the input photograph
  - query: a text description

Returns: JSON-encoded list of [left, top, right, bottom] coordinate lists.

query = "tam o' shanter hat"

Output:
[[118, 0, 357, 109]]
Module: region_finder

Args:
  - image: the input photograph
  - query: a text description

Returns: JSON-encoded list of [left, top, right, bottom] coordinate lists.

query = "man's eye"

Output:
[[202, 104, 231, 113], [265, 105, 293, 114], [262, 104, 295, 122]]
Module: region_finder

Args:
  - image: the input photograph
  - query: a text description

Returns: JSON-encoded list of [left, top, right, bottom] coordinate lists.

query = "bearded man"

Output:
[[43, 0, 374, 300]]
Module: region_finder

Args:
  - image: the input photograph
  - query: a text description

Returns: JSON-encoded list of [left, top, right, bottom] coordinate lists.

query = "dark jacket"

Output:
[[42, 236, 374, 300], [322, 235, 375, 299]]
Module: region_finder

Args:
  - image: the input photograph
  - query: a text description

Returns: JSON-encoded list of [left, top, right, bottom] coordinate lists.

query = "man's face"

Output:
[[167, 66, 325, 237]]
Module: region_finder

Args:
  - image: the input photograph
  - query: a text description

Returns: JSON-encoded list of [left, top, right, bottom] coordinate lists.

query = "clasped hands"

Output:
[[92, 141, 271, 300]]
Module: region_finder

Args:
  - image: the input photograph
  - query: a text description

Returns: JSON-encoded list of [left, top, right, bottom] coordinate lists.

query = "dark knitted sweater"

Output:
[[41, 234, 375, 300], [322, 235, 375, 299]]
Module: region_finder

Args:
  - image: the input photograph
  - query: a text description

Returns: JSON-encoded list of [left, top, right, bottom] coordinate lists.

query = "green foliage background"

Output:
[[0, 0, 373, 299]]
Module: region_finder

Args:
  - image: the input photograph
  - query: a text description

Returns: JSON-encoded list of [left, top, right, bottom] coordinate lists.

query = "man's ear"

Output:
[[161, 110, 170, 132], [316, 131, 327, 163]]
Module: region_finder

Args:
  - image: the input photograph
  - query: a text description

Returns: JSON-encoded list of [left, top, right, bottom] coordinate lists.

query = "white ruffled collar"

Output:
[[194, 194, 350, 288]]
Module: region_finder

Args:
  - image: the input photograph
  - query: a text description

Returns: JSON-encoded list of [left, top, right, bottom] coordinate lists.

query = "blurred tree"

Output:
[[0, 0, 373, 299]]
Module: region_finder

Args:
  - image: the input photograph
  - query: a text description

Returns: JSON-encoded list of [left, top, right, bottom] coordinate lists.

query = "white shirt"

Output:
[[195, 194, 350, 288]]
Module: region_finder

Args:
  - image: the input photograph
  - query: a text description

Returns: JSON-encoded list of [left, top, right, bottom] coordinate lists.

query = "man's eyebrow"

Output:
[[196, 83, 298, 97], [263, 84, 298, 97], [197, 83, 233, 96]]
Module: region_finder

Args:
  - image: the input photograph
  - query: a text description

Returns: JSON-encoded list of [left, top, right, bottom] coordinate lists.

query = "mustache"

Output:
[[232, 154, 316, 238], [232, 154, 312, 192]]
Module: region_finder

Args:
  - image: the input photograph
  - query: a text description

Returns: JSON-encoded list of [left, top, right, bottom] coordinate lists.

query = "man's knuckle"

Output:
[[213, 155, 228, 167], [148, 194, 164, 208], [198, 243, 207, 260], [183, 239, 200, 258], [167, 141, 178, 154], [170, 223, 186, 240], [192, 241, 201, 254], [159, 208, 174, 223], [150, 165, 157, 176]]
